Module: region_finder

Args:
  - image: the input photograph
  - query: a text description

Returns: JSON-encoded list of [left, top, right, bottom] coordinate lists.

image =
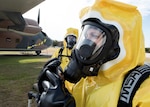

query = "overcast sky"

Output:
[[23, 0, 150, 47]]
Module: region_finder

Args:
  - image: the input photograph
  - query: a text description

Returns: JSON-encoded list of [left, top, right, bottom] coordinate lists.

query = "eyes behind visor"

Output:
[[85, 25, 105, 39]]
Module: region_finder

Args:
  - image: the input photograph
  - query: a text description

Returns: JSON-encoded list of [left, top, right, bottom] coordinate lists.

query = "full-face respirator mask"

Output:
[[64, 18, 120, 83], [65, 35, 77, 49]]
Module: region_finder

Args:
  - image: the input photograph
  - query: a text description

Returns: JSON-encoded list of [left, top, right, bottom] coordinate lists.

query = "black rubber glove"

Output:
[[37, 58, 76, 107], [38, 58, 61, 93]]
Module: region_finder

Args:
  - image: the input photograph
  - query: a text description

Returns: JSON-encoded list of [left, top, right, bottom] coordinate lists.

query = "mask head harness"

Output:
[[74, 18, 120, 76], [64, 18, 120, 83], [75, 18, 120, 62]]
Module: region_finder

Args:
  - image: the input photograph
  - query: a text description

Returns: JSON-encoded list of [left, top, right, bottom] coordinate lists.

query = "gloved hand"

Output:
[[38, 58, 61, 93], [37, 58, 76, 107]]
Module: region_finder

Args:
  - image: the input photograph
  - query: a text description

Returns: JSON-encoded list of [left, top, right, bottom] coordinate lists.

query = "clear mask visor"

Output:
[[76, 25, 106, 59], [66, 35, 76, 43], [66, 35, 77, 49]]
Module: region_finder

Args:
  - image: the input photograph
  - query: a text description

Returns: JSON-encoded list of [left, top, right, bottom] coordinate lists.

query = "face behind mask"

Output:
[[77, 25, 106, 60]]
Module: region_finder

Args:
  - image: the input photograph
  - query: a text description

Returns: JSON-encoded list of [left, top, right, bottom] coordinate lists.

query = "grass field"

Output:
[[0, 55, 51, 107], [0, 51, 150, 107], [0, 47, 58, 107]]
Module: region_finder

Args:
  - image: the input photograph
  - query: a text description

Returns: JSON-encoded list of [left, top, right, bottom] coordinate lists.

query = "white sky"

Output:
[[23, 0, 150, 47], [23, 0, 91, 41]]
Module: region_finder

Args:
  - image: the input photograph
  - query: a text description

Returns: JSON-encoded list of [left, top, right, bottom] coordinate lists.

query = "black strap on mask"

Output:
[[117, 64, 150, 107], [58, 47, 71, 61]]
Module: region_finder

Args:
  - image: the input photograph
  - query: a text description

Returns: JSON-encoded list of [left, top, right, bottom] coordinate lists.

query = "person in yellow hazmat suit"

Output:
[[50, 27, 78, 92], [51, 27, 78, 71], [36, 0, 150, 107]]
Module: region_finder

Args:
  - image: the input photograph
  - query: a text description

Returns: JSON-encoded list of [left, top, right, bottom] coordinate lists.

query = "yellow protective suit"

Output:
[[51, 27, 78, 91], [69, 0, 150, 107], [51, 27, 78, 70]]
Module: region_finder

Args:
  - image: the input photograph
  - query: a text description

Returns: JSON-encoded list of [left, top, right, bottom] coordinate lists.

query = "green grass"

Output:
[[0, 55, 51, 107]]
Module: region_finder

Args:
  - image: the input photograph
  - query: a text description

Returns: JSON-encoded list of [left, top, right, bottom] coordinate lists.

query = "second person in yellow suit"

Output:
[[51, 27, 78, 92], [51, 27, 78, 70]]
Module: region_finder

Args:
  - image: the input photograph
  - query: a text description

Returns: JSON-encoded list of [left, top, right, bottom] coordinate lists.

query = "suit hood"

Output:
[[79, 0, 145, 80]]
